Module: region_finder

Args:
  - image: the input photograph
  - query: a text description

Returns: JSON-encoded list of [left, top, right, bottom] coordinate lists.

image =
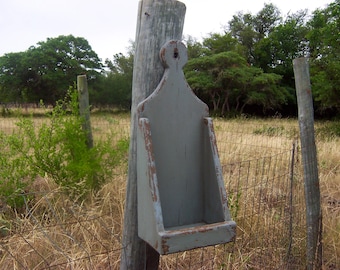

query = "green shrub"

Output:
[[0, 132, 34, 208], [0, 88, 129, 207]]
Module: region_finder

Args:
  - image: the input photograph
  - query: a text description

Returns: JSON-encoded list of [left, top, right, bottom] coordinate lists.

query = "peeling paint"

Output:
[[161, 238, 169, 254], [136, 40, 236, 255]]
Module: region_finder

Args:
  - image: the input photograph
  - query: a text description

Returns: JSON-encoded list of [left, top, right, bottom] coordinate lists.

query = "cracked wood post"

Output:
[[120, 1, 186, 269], [293, 57, 322, 270], [77, 75, 93, 149]]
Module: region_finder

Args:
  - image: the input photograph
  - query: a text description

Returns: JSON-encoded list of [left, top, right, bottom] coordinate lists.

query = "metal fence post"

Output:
[[293, 57, 322, 270], [120, 1, 186, 269]]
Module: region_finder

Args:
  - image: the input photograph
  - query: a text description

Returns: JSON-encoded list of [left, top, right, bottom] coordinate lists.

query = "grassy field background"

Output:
[[0, 110, 339, 269]]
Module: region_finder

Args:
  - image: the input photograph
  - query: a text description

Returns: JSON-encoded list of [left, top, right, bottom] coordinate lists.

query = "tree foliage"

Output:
[[185, 51, 288, 116], [0, 1, 339, 117], [254, 10, 309, 85], [307, 0, 340, 112], [227, 3, 282, 64], [184, 0, 339, 116], [90, 50, 133, 109], [0, 35, 102, 104]]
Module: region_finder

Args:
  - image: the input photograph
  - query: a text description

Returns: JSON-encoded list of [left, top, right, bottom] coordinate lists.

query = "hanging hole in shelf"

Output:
[[173, 48, 179, 58]]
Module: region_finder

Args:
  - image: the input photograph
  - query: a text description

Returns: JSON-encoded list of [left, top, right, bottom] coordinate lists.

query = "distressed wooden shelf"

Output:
[[137, 40, 236, 255]]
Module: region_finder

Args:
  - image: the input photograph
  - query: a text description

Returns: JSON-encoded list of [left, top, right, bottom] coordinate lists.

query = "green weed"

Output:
[[0, 88, 129, 208]]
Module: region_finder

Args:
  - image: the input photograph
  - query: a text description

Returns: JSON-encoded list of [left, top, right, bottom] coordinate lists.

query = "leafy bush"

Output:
[[0, 132, 34, 208], [0, 88, 129, 207]]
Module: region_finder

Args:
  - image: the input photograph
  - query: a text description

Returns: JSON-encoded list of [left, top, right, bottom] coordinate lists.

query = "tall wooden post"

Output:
[[293, 57, 322, 270], [77, 75, 93, 148], [120, 1, 186, 269]]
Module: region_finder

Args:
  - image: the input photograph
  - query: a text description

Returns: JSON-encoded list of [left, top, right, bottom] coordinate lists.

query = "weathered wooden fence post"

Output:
[[293, 57, 322, 270], [120, 1, 186, 269], [77, 75, 93, 148]]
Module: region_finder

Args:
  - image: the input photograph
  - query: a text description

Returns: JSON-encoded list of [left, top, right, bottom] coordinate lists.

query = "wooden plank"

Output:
[[293, 57, 322, 270], [120, 1, 186, 269], [77, 75, 93, 149]]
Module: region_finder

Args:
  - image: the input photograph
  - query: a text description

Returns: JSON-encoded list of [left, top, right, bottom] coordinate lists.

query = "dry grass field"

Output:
[[0, 111, 339, 269]]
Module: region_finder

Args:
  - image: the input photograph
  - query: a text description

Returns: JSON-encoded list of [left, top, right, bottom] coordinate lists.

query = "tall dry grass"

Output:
[[317, 138, 340, 269], [0, 113, 339, 269]]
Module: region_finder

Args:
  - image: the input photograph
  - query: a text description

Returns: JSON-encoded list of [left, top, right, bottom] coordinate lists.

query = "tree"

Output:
[[228, 12, 257, 64], [227, 3, 282, 64], [307, 0, 340, 112], [0, 52, 28, 102], [254, 10, 309, 87], [184, 36, 206, 59], [253, 3, 282, 40], [185, 50, 288, 116], [0, 35, 103, 104], [90, 50, 133, 109], [202, 33, 244, 56]]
